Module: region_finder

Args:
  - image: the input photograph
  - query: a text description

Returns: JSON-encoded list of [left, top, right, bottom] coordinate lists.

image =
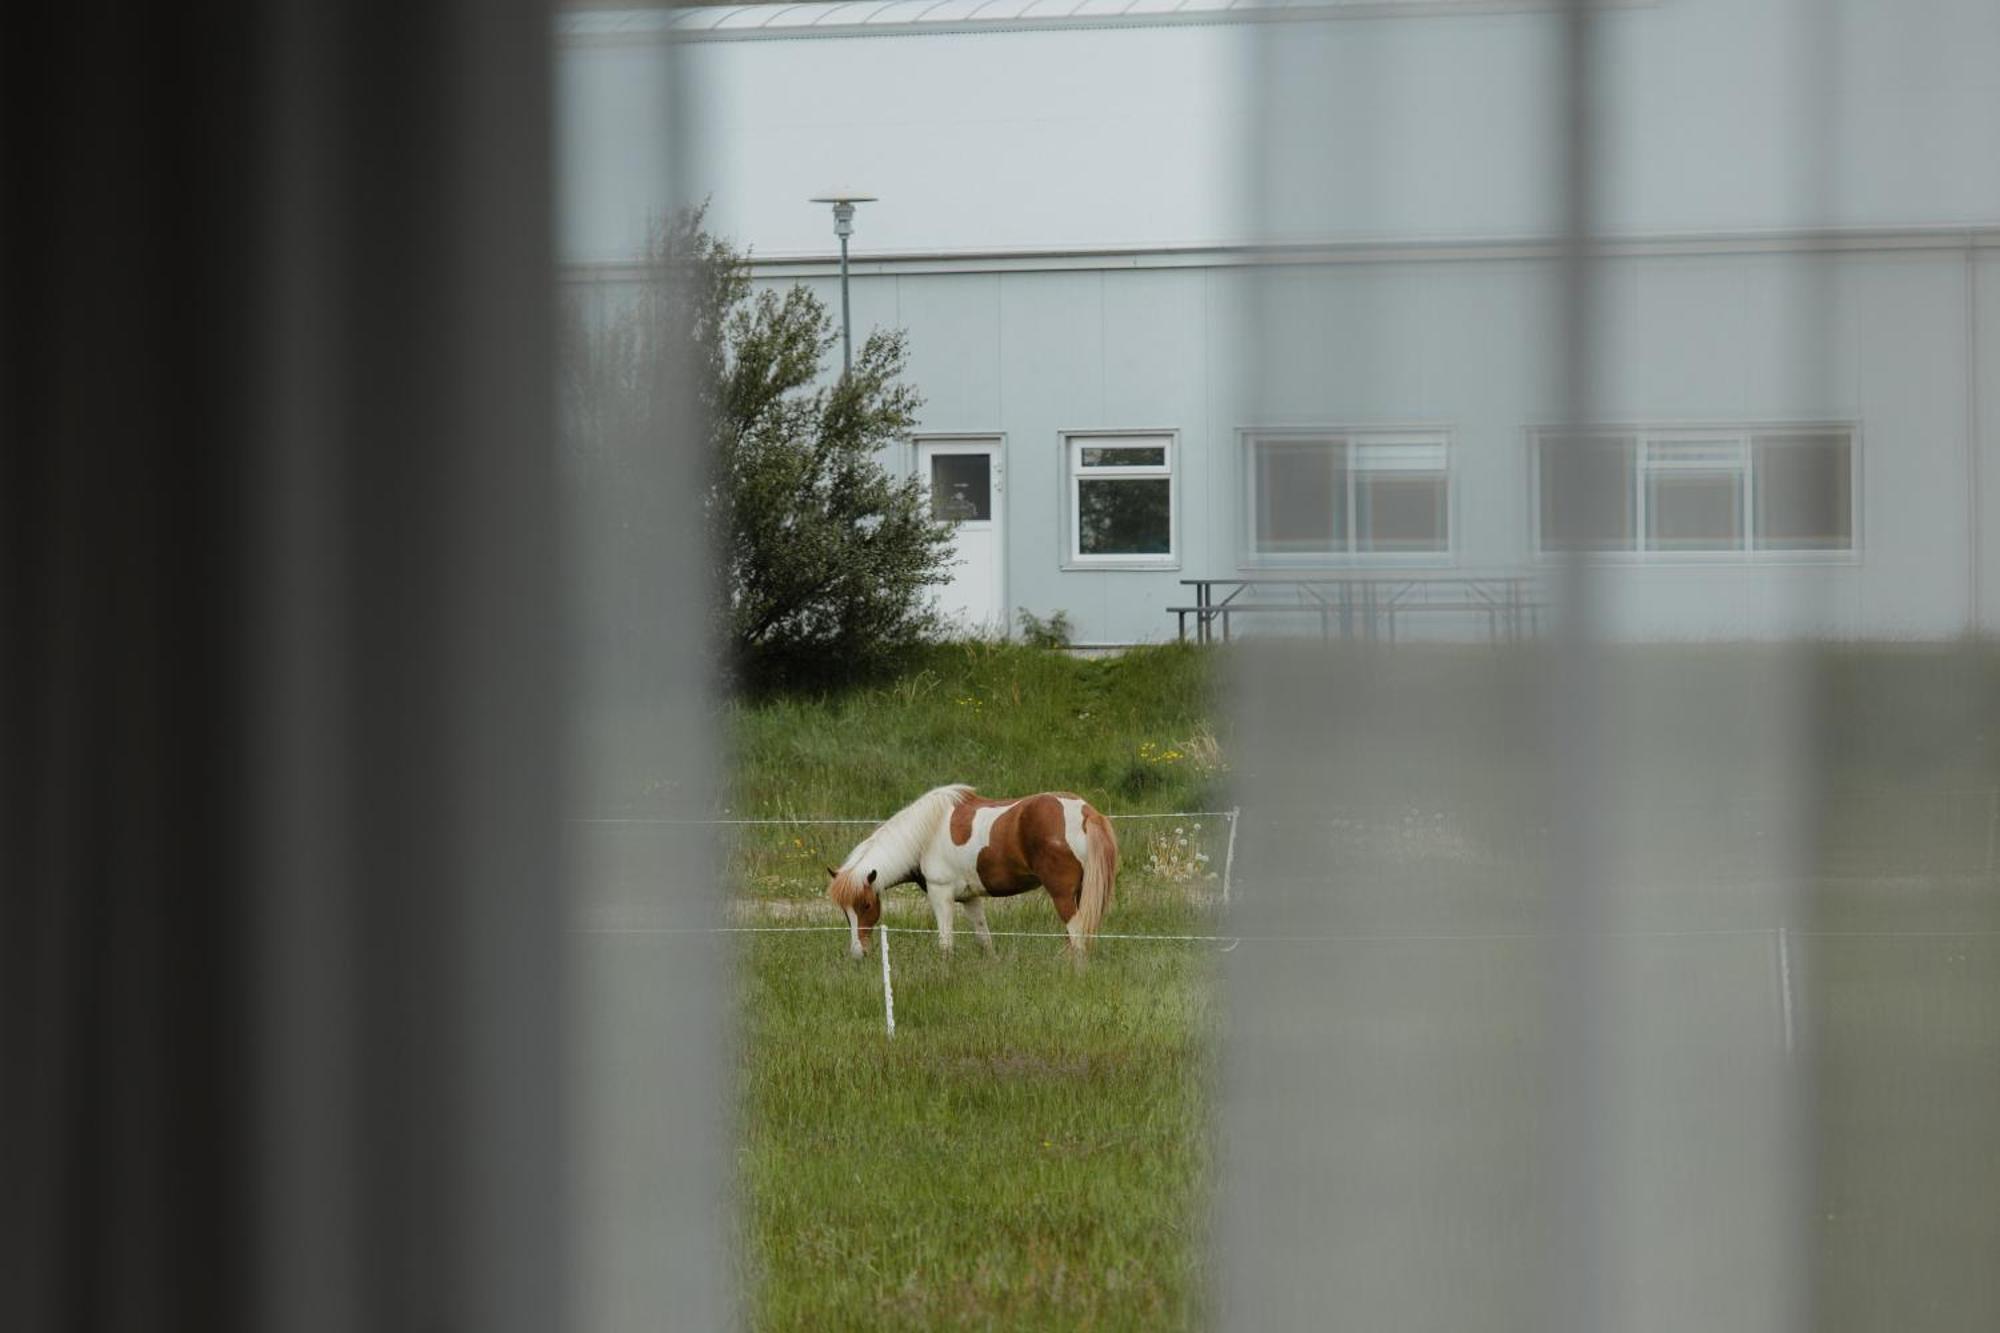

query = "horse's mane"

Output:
[[840, 783, 973, 883]]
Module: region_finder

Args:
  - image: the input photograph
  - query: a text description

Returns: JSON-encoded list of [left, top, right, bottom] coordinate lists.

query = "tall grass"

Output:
[[729, 641, 1224, 820], [739, 893, 1216, 1331]]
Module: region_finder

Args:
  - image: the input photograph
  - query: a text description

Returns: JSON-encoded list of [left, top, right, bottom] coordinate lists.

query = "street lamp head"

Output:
[[810, 193, 877, 240]]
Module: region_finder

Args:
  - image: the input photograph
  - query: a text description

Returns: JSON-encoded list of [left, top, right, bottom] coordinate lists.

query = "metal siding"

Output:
[[667, 28, 1245, 262], [1849, 254, 1973, 634], [559, 3, 2000, 263], [897, 273, 1004, 431], [1980, 251, 2000, 632], [718, 244, 1996, 642], [555, 39, 675, 265]]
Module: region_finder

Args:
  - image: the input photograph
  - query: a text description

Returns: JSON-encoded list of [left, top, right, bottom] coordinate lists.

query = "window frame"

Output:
[[1530, 421, 1860, 563], [1061, 429, 1181, 570], [1640, 430, 1751, 554], [1238, 426, 1456, 569]]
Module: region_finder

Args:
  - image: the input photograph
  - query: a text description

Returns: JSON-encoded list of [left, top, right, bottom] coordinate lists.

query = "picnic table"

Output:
[[1169, 574, 1543, 644]]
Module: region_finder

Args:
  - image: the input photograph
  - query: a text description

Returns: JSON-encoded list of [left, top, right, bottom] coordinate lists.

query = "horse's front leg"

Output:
[[926, 882, 957, 953], [964, 896, 996, 956]]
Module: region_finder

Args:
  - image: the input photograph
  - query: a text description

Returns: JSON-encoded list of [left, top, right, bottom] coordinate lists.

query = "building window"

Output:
[[1067, 433, 1175, 564], [1753, 432, 1853, 550], [1536, 426, 1854, 555], [1247, 432, 1449, 558], [1538, 434, 1636, 551], [1645, 438, 1747, 551]]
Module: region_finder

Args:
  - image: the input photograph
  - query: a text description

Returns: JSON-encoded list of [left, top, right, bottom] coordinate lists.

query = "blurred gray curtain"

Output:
[[2, 3, 566, 1330], [1221, 4, 2000, 1332]]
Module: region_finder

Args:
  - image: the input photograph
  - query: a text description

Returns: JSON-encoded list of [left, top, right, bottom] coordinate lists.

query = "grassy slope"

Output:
[[730, 641, 1222, 819], [732, 643, 1224, 1331]]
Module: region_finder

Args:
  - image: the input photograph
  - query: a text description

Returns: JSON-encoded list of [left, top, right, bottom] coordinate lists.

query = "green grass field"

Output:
[[738, 891, 1218, 1330], [729, 642, 1226, 1330], [724, 641, 2000, 1330]]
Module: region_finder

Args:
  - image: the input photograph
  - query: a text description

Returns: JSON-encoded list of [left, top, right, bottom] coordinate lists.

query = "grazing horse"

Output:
[[826, 784, 1118, 960]]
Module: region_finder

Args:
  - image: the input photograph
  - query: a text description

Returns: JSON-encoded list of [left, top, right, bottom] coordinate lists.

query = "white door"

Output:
[[916, 439, 1005, 635]]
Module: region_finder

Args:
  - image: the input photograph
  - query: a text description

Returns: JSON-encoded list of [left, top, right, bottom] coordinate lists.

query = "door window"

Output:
[[929, 453, 991, 522]]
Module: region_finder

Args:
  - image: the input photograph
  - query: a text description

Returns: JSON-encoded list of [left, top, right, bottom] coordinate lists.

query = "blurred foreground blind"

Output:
[[0, 3, 731, 1330], [1218, 3, 2000, 1332]]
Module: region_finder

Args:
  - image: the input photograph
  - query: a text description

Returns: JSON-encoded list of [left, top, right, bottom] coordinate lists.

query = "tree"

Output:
[[561, 208, 954, 688]]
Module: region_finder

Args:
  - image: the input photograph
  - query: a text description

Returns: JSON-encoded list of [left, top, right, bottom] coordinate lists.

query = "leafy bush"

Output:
[[560, 207, 953, 689]]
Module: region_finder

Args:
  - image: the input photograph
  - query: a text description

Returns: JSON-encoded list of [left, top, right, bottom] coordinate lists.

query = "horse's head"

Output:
[[826, 865, 880, 959]]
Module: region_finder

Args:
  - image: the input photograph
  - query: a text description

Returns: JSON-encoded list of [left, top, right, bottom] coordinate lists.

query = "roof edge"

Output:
[[558, 225, 2000, 280], [556, 0, 1653, 47]]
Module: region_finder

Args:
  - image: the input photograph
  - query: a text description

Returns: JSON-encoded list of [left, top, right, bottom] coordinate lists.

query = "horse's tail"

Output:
[[1073, 806, 1118, 948]]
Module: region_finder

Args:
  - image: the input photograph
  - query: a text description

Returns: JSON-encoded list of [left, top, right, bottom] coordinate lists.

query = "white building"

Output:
[[559, 0, 2000, 644]]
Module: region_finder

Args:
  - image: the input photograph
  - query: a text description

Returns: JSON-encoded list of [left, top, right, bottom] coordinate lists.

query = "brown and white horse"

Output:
[[826, 784, 1118, 960]]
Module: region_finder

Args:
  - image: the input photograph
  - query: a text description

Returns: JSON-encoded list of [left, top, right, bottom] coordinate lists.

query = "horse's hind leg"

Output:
[[964, 896, 996, 955], [1040, 858, 1087, 965]]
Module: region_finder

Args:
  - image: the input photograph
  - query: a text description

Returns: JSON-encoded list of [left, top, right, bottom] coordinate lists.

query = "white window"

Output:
[[1066, 433, 1176, 565], [1537, 426, 1854, 556], [1645, 437, 1747, 552], [1246, 431, 1450, 559]]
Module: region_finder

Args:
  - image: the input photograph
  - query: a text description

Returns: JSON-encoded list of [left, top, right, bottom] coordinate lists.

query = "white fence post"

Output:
[[879, 923, 896, 1038], [1221, 807, 1242, 904]]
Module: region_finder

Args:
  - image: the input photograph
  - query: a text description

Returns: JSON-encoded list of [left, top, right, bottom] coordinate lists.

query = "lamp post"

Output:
[[810, 192, 876, 377]]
